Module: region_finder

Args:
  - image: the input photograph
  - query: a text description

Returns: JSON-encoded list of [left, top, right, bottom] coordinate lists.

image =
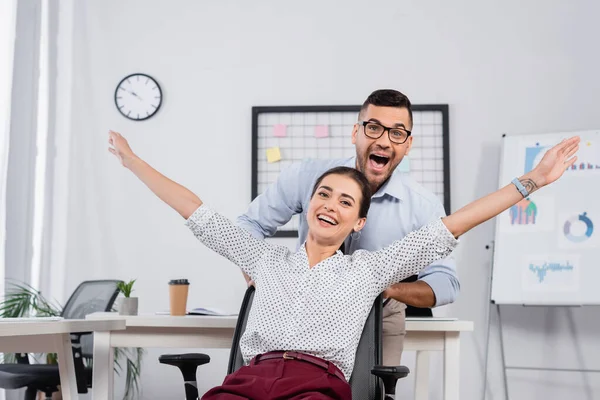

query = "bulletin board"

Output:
[[251, 105, 450, 237]]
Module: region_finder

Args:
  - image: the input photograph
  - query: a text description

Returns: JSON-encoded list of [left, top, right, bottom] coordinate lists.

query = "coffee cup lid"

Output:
[[169, 279, 189, 285]]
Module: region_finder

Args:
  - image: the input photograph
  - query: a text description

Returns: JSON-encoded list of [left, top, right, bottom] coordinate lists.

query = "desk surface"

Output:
[[87, 312, 472, 332], [0, 318, 126, 337], [87, 312, 238, 328]]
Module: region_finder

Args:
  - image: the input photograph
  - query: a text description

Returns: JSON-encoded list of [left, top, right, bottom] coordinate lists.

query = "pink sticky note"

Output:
[[315, 125, 329, 138], [273, 124, 287, 137]]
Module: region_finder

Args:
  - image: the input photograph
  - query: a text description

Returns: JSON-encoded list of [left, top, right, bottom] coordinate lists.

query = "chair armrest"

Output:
[[159, 353, 211, 382], [371, 365, 410, 395]]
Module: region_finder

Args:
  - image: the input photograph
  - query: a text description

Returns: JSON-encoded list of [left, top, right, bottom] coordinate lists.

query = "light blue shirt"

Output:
[[236, 157, 460, 306]]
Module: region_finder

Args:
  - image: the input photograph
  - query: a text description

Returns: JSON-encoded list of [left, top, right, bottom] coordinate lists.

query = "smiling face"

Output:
[[352, 104, 413, 193], [306, 173, 367, 247]]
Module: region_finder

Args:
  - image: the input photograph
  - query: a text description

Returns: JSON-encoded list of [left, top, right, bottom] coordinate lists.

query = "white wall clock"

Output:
[[114, 73, 162, 121]]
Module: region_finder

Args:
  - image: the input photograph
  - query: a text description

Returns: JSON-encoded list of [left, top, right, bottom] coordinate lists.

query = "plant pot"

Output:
[[118, 297, 138, 316]]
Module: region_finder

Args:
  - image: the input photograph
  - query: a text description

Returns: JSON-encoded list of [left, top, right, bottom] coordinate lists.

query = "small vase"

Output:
[[118, 297, 138, 315]]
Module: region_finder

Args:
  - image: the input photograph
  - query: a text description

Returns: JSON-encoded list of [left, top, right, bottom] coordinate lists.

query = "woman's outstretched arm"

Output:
[[361, 136, 580, 293], [108, 130, 202, 219], [108, 130, 276, 279], [443, 136, 580, 238]]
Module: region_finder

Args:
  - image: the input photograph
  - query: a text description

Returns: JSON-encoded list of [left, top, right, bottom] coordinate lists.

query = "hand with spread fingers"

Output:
[[108, 130, 138, 168], [529, 136, 580, 190]]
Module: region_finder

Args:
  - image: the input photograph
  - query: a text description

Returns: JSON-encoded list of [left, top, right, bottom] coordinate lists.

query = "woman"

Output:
[[108, 130, 578, 400]]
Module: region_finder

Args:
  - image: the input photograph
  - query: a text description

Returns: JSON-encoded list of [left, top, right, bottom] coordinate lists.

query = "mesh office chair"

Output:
[[160, 286, 409, 400], [0, 279, 122, 400]]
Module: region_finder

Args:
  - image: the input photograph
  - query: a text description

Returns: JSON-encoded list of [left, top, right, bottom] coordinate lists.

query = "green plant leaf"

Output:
[[117, 280, 136, 298]]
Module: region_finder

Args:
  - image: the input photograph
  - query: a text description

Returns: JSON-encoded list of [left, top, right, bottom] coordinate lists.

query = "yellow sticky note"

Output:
[[266, 147, 281, 163]]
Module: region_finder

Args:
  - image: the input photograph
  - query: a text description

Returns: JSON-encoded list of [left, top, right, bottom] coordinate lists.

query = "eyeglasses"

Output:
[[358, 120, 411, 144]]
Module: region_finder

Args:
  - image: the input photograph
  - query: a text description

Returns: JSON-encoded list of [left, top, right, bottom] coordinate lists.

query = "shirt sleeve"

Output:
[[415, 198, 460, 307], [353, 218, 459, 294], [236, 161, 306, 239], [418, 256, 460, 306], [186, 204, 274, 279]]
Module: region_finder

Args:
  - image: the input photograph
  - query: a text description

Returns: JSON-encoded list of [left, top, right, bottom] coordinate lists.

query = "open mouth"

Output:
[[317, 214, 338, 226], [369, 154, 390, 170]]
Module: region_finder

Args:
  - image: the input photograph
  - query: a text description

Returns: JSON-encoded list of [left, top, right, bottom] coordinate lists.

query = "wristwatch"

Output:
[[511, 178, 529, 198]]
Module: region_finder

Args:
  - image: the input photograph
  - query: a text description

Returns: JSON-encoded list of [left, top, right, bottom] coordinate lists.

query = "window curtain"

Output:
[[0, 1, 18, 399], [0, 0, 18, 305]]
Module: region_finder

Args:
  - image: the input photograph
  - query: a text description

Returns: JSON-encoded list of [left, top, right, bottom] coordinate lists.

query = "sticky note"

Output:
[[266, 147, 281, 163], [273, 124, 287, 138], [315, 125, 329, 138]]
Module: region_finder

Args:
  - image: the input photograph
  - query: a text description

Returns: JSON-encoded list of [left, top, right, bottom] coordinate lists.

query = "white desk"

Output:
[[0, 318, 125, 400], [87, 313, 472, 400], [404, 319, 474, 400], [88, 313, 236, 400]]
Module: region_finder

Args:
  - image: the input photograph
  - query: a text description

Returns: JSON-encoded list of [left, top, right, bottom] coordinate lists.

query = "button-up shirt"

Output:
[[187, 204, 458, 380], [237, 157, 460, 306]]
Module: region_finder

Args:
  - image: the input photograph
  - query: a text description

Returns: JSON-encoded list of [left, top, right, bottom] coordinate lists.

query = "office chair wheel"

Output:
[[159, 353, 211, 400]]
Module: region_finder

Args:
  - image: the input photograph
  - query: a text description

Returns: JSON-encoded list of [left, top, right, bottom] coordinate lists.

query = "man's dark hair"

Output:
[[310, 166, 372, 219], [359, 89, 413, 128]]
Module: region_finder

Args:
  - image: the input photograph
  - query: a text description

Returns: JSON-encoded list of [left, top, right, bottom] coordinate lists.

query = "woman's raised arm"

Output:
[[443, 136, 580, 238], [108, 130, 202, 219]]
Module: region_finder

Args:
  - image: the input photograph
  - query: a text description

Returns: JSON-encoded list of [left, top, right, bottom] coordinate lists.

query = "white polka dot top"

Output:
[[185, 204, 458, 380]]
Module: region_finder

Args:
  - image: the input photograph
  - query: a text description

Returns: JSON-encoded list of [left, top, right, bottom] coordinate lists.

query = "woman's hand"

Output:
[[108, 130, 138, 168], [530, 136, 580, 188]]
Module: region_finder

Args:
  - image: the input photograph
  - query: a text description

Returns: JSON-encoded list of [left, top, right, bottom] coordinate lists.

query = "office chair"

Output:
[[160, 286, 409, 400], [0, 279, 122, 400]]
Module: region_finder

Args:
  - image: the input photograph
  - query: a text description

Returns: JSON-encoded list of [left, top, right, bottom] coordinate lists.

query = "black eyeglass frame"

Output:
[[358, 120, 412, 144]]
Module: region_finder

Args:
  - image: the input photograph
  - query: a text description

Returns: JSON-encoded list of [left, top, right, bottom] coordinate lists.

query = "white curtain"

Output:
[[0, 0, 18, 302], [0, 2, 18, 399], [41, 0, 75, 305]]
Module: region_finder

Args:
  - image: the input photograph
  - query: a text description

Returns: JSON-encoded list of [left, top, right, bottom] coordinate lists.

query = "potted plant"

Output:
[[0, 281, 144, 400], [117, 280, 138, 316]]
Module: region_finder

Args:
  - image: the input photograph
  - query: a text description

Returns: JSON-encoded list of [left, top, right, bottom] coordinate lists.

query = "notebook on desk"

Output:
[[187, 307, 237, 316], [155, 308, 237, 316]]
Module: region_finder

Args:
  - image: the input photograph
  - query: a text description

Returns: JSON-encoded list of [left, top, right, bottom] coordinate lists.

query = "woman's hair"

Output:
[[310, 166, 372, 218]]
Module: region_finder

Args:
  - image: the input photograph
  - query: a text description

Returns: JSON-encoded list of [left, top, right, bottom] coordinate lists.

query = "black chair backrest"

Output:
[[62, 280, 122, 357], [227, 286, 383, 399], [61, 280, 122, 320], [351, 294, 383, 399], [226, 286, 255, 374]]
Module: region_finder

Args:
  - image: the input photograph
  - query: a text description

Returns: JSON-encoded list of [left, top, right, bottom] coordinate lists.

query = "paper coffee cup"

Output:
[[168, 279, 189, 316]]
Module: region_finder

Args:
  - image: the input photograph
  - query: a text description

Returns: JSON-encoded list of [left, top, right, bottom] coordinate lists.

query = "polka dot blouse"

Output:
[[185, 204, 458, 381]]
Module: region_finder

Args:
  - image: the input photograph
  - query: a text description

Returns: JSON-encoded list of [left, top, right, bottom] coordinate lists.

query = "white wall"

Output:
[[53, 0, 600, 399]]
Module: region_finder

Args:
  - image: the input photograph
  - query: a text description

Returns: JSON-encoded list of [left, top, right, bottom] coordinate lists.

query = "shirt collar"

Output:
[[298, 241, 344, 261], [345, 156, 406, 201]]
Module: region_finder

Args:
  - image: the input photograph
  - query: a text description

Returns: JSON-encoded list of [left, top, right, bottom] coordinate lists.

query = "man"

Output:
[[236, 89, 460, 365]]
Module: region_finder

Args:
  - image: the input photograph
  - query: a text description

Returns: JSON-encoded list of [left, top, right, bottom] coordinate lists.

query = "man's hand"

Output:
[[383, 281, 436, 308]]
